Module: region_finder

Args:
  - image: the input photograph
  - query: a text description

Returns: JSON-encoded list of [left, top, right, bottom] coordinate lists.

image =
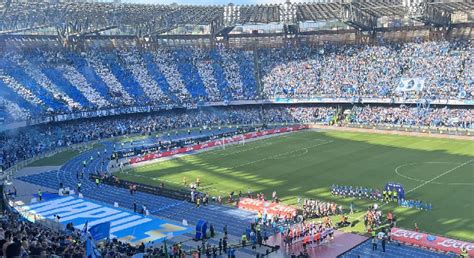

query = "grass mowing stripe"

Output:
[[406, 159, 473, 193], [221, 140, 333, 171], [118, 130, 474, 241]]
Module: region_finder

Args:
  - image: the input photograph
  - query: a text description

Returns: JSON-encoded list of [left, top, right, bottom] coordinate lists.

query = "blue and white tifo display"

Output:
[[16, 196, 191, 245]]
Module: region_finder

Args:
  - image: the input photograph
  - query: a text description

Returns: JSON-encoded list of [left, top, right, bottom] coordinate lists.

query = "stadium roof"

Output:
[[0, 0, 473, 38]]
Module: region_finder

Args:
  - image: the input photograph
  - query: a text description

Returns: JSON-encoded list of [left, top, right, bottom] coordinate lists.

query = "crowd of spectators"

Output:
[[8, 52, 81, 111], [0, 207, 204, 257], [194, 49, 222, 102], [84, 51, 135, 106], [118, 48, 170, 104], [0, 97, 30, 121], [0, 69, 43, 105], [0, 47, 258, 121], [0, 208, 85, 257], [1, 105, 472, 172], [259, 40, 473, 101], [54, 54, 111, 109], [263, 106, 336, 124], [218, 48, 246, 100], [0, 73, 43, 107], [1, 40, 471, 123], [350, 105, 473, 128], [151, 49, 193, 104], [0, 107, 252, 171]]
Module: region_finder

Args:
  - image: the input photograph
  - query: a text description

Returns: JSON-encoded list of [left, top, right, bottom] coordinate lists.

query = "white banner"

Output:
[[397, 78, 425, 92]]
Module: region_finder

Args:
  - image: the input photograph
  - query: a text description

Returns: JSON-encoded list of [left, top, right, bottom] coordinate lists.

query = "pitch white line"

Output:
[[395, 162, 474, 186], [354, 159, 473, 221], [217, 142, 274, 157], [406, 159, 474, 193], [224, 140, 333, 170], [271, 148, 309, 160], [119, 139, 333, 195]]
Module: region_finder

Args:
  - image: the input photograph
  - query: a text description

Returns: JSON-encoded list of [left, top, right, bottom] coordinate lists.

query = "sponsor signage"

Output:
[[130, 125, 308, 164], [237, 198, 297, 218], [391, 227, 474, 256]]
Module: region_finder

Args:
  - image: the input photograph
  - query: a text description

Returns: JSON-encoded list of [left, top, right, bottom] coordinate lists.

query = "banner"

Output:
[[385, 182, 405, 200], [89, 221, 111, 241], [390, 227, 474, 256], [130, 125, 308, 164], [396, 78, 425, 92], [237, 198, 297, 218]]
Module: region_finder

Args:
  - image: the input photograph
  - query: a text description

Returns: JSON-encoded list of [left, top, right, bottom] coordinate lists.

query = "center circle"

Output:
[[394, 162, 474, 186]]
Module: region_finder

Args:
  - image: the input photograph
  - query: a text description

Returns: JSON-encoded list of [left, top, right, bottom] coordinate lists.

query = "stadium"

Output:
[[0, 0, 473, 257]]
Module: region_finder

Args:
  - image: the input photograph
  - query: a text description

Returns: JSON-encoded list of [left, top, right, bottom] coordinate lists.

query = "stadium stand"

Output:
[[0, 39, 472, 121], [259, 41, 473, 100]]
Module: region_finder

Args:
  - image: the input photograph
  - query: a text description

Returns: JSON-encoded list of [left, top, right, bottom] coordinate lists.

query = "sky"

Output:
[[121, 0, 317, 5]]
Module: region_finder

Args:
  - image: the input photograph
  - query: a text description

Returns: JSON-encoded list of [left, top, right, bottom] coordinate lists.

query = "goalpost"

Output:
[[218, 130, 248, 151], [220, 135, 245, 150]]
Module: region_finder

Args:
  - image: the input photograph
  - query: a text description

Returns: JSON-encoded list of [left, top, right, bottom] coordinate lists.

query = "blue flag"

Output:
[[81, 221, 88, 240], [89, 222, 110, 241], [86, 236, 98, 258]]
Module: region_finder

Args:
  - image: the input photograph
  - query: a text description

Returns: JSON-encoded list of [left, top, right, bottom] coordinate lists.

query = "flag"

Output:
[[81, 221, 88, 241], [82, 221, 88, 234], [163, 238, 168, 257], [86, 236, 97, 258], [89, 222, 110, 241]]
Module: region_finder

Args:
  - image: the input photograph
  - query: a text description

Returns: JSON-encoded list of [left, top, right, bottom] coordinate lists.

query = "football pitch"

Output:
[[117, 129, 474, 241]]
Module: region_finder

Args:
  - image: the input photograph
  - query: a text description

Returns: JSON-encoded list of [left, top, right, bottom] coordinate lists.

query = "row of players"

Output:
[[331, 185, 397, 201], [331, 185, 433, 211]]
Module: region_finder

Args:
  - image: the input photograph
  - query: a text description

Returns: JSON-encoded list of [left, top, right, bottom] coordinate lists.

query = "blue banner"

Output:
[[89, 222, 111, 241]]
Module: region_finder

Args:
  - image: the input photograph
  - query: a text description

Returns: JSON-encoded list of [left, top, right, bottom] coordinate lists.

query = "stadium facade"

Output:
[[1, 0, 473, 49]]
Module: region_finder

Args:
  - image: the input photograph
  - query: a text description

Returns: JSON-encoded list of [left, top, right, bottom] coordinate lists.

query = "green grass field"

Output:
[[27, 149, 81, 167], [117, 129, 474, 241], [27, 143, 103, 167]]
